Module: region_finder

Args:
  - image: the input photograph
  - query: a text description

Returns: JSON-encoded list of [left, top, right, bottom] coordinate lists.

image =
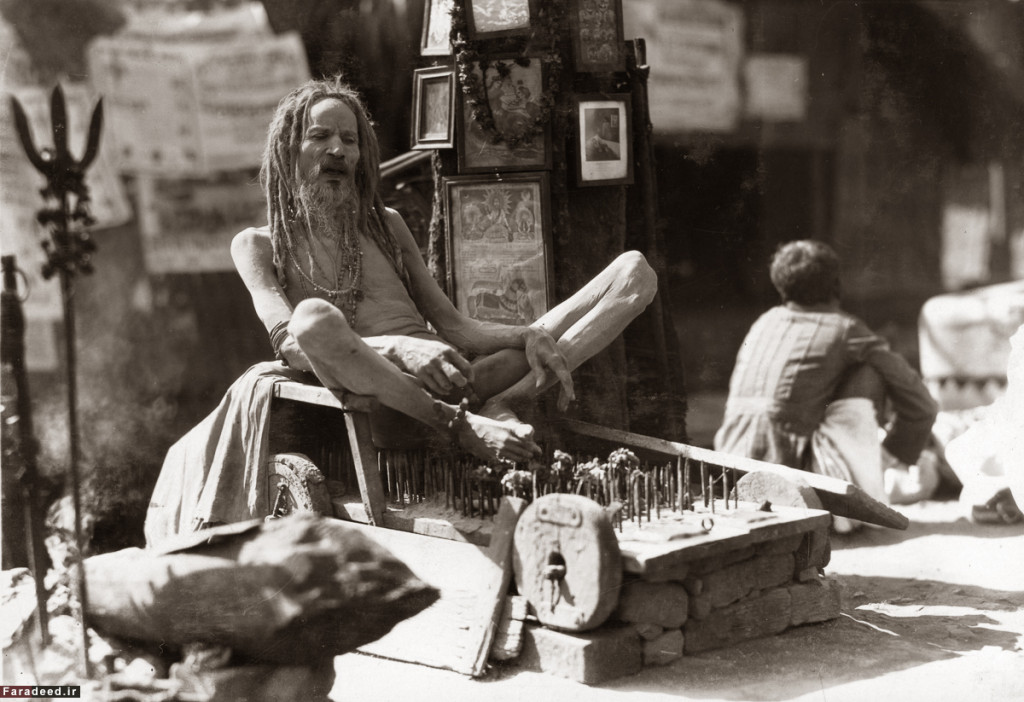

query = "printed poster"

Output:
[[744, 54, 808, 122], [623, 0, 743, 132], [447, 179, 549, 325], [87, 31, 309, 175], [136, 172, 266, 273], [0, 84, 132, 328]]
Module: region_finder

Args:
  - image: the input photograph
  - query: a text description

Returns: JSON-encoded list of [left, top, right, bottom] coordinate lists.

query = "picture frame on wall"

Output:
[[466, 0, 536, 40], [458, 57, 551, 173], [575, 94, 633, 186], [569, 0, 625, 73], [411, 66, 456, 150], [443, 173, 552, 325], [421, 0, 454, 56]]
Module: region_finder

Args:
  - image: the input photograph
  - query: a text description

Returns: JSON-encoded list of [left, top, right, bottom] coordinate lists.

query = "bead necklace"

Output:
[[285, 224, 364, 327]]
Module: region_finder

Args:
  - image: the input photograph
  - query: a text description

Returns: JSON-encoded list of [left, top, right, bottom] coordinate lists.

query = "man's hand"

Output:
[[523, 327, 575, 410], [390, 337, 473, 397], [278, 334, 314, 373]]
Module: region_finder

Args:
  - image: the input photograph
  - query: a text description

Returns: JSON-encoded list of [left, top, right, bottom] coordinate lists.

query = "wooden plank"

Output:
[[344, 412, 386, 526], [560, 419, 909, 529], [273, 380, 347, 410], [271, 382, 387, 527], [331, 499, 493, 547], [335, 496, 828, 577], [354, 497, 526, 677], [616, 505, 830, 575]]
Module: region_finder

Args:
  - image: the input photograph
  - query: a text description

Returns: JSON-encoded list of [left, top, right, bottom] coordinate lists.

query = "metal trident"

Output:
[[9, 84, 103, 679], [9, 84, 102, 278]]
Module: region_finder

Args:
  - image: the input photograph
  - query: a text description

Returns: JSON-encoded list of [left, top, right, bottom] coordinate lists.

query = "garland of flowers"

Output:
[[450, 0, 565, 149]]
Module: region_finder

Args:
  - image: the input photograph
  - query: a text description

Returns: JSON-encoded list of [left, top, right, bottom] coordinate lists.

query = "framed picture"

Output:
[[466, 0, 536, 40], [575, 94, 633, 186], [444, 173, 552, 325], [411, 66, 455, 150], [421, 0, 454, 56], [570, 0, 625, 73], [458, 57, 551, 173]]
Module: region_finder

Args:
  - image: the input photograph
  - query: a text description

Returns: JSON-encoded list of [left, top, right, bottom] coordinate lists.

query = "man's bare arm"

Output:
[[231, 225, 474, 393], [231, 227, 315, 372]]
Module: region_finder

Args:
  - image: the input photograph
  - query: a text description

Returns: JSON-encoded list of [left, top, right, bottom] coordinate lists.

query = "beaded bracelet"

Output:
[[447, 397, 469, 432], [269, 320, 290, 364]]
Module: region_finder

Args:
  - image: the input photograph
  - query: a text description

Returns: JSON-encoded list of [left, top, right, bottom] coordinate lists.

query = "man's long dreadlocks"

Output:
[[260, 76, 408, 290]]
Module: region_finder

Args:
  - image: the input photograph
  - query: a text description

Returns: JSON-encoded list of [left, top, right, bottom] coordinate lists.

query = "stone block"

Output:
[[794, 526, 831, 572], [684, 587, 792, 654], [642, 628, 684, 666], [643, 562, 691, 583], [615, 581, 689, 628], [700, 553, 795, 609], [756, 533, 803, 556], [519, 623, 642, 685], [688, 593, 713, 621], [689, 546, 756, 575], [796, 567, 819, 583], [491, 598, 527, 662], [633, 622, 665, 641], [681, 574, 703, 596], [789, 577, 842, 627]]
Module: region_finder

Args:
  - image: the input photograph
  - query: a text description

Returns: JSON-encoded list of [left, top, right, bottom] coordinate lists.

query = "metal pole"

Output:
[[58, 191, 91, 679], [1, 256, 50, 645]]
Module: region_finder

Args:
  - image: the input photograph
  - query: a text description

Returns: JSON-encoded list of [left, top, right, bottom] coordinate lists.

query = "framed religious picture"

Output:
[[421, 0, 454, 56], [411, 66, 456, 150], [457, 57, 551, 173], [443, 173, 552, 325], [466, 0, 537, 40], [575, 94, 633, 186], [569, 0, 625, 73]]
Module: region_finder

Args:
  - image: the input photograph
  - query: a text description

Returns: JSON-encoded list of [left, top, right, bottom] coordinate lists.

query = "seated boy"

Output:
[[714, 240, 939, 516]]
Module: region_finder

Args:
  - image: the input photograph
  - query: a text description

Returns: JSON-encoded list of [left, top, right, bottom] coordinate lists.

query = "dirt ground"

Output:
[[330, 499, 1024, 702]]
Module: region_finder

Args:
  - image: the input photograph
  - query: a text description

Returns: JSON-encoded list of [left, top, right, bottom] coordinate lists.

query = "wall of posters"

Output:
[[623, 0, 743, 132], [1, 84, 132, 327], [86, 31, 309, 175], [136, 172, 266, 273]]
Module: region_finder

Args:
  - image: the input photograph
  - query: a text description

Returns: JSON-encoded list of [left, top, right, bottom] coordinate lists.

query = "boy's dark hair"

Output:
[[769, 240, 841, 305]]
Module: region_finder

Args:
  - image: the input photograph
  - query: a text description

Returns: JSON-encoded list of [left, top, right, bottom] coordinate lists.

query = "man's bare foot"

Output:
[[478, 395, 523, 423], [456, 411, 541, 463]]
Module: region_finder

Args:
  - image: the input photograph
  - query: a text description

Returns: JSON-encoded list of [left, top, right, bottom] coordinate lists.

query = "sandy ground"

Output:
[[330, 499, 1024, 702]]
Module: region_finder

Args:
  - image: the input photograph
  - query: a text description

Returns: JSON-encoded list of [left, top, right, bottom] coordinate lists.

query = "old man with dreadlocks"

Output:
[[144, 76, 656, 545]]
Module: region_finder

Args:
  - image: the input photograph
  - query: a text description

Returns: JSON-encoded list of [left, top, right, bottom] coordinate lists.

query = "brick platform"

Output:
[[514, 503, 841, 683]]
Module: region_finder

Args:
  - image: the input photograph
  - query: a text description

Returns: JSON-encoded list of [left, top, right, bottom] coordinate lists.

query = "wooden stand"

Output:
[[263, 380, 865, 684]]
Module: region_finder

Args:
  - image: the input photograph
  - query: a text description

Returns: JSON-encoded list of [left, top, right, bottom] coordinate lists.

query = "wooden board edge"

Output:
[[330, 498, 494, 547], [618, 509, 831, 574], [559, 419, 908, 529]]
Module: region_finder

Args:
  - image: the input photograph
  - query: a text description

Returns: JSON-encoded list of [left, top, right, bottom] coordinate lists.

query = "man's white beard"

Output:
[[297, 176, 360, 240]]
